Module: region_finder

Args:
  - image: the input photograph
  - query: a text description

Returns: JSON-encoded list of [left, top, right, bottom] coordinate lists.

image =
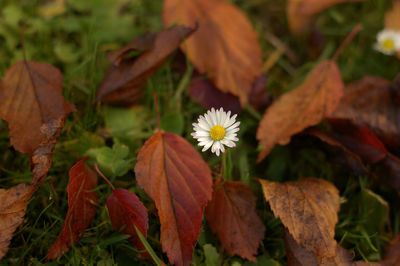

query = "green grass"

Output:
[[0, 0, 399, 265]]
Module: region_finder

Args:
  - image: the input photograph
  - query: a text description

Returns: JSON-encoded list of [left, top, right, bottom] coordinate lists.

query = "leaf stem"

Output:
[[94, 164, 115, 190], [245, 105, 262, 120]]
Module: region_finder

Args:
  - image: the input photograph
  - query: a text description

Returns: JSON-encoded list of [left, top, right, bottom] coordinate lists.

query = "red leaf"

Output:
[[0, 184, 35, 259], [330, 76, 400, 148], [106, 189, 148, 250], [97, 25, 194, 105], [47, 159, 98, 260], [205, 179, 265, 261], [0, 61, 74, 183], [135, 131, 212, 266]]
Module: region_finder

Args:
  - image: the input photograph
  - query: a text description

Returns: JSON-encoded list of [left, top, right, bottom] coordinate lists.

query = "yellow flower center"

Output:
[[210, 125, 226, 141], [382, 38, 395, 50]]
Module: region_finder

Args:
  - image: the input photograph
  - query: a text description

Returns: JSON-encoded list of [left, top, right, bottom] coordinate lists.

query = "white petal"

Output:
[[226, 121, 240, 131], [224, 114, 237, 128], [202, 141, 213, 152], [226, 127, 240, 134], [221, 139, 236, 148]]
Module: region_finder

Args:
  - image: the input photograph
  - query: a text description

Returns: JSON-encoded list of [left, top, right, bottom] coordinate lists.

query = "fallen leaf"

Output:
[[385, 0, 400, 30], [0, 184, 35, 259], [285, 230, 353, 266], [0, 61, 74, 183], [106, 189, 148, 250], [330, 76, 400, 148], [163, 0, 262, 105], [260, 178, 340, 259], [314, 119, 400, 196], [135, 131, 212, 266], [383, 235, 400, 266], [96, 25, 194, 105], [257, 60, 344, 161], [47, 159, 98, 260], [287, 0, 355, 35], [205, 179, 265, 261]]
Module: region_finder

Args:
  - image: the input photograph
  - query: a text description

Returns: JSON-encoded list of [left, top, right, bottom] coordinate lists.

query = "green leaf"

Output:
[[104, 106, 151, 147], [54, 42, 80, 63], [2, 5, 24, 28], [161, 112, 184, 135], [86, 142, 133, 178], [203, 244, 221, 266]]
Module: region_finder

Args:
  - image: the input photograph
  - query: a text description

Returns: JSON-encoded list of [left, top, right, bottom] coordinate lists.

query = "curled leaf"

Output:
[[97, 25, 194, 105], [135, 131, 212, 266], [257, 61, 343, 161], [47, 159, 98, 260], [205, 179, 265, 261], [164, 0, 262, 105]]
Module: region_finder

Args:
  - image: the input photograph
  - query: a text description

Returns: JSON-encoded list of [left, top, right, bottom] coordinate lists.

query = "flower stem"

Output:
[[221, 149, 232, 181]]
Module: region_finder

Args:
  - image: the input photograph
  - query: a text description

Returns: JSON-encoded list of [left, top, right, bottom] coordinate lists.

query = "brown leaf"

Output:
[[0, 61, 74, 183], [287, 0, 355, 35], [0, 184, 35, 259], [383, 235, 400, 266], [135, 131, 212, 266], [107, 33, 156, 66], [257, 61, 344, 161], [285, 230, 353, 266], [385, 0, 400, 30], [97, 25, 194, 105], [106, 189, 148, 251], [205, 179, 265, 261], [260, 178, 340, 259], [47, 159, 98, 260], [163, 0, 262, 105], [330, 76, 400, 148]]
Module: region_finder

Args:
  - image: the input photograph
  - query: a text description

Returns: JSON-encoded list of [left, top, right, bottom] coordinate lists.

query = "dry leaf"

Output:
[[205, 179, 265, 261], [135, 131, 212, 266], [0, 184, 35, 259], [287, 0, 354, 35], [384, 0, 400, 59], [47, 159, 98, 260], [330, 76, 400, 148], [97, 25, 194, 105], [0, 61, 74, 183], [285, 230, 353, 266], [163, 0, 262, 105], [106, 188, 148, 250], [257, 60, 343, 161], [260, 178, 340, 259]]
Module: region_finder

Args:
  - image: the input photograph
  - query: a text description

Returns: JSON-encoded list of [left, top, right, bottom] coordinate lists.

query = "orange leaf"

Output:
[[385, 0, 400, 30], [0, 61, 74, 183], [106, 189, 148, 250], [256, 60, 343, 161], [260, 178, 340, 259], [135, 131, 212, 266], [163, 0, 262, 105], [287, 0, 355, 35], [205, 179, 265, 261], [97, 25, 194, 105], [0, 184, 35, 259], [47, 159, 98, 260]]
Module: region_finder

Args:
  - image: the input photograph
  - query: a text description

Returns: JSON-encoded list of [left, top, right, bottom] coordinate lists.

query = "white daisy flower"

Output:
[[374, 29, 400, 55], [191, 108, 240, 156]]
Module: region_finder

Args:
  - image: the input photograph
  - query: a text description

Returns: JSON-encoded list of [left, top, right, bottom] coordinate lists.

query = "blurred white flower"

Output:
[[374, 29, 400, 55], [192, 108, 240, 156]]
